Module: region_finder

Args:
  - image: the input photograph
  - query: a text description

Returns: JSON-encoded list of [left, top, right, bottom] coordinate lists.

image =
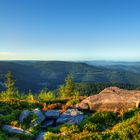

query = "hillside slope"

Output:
[[0, 61, 140, 92]]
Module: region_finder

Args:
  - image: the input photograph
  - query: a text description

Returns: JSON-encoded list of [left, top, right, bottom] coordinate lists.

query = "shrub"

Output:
[[38, 91, 55, 101], [89, 112, 119, 128], [66, 99, 79, 106], [60, 125, 79, 135], [0, 110, 21, 125], [123, 108, 139, 120], [10, 120, 19, 127], [44, 132, 60, 140], [82, 123, 102, 132], [26, 90, 35, 102], [0, 131, 7, 140]]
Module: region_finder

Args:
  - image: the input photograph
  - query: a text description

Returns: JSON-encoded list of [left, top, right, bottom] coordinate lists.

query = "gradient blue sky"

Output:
[[0, 0, 140, 61]]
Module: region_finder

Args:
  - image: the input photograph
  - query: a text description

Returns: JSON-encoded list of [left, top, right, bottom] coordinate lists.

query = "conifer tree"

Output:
[[59, 74, 75, 98], [5, 71, 18, 98]]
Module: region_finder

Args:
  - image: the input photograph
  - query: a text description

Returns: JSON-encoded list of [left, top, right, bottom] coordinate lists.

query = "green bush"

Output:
[[89, 112, 119, 128], [82, 123, 102, 132], [60, 125, 80, 136], [123, 108, 139, 120], [44, 132, 61, 140], [66, 99, 79, 106], [38, 91, 56, 101], [0, 110, 21, 125], [0, 131, 7, 140]]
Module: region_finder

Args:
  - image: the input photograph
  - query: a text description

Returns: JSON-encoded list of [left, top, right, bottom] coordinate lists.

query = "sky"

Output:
[[0, 0, 140, 61]]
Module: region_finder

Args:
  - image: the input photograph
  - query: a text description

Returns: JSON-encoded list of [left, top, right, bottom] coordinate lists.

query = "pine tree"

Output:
[[59, 74, 75, 98], [5, 71, 18, 98], [65, 74, 74, 95]]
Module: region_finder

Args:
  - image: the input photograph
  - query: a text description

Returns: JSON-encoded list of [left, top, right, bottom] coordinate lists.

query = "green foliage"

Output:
[[82, 123, 102, 132], [123, 108, 139, 120], [66, 99, 80, 106], [80, 112, 119, 131], [38, 90, 55, 101], [0, 71, 19, 100], [60, 125, 80, 135], [0, 110, 21, 125], [25, 90, 35, 102], [59, 74, 75, 98], [44, 132, 61, 140], [0, 131, 7, 140], [5, 71, 16, 95], [0, 71, 140, 140]]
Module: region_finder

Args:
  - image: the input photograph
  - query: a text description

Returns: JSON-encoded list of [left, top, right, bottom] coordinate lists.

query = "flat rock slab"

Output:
[[2, 125, 33, 136], [56, 109, 84, 125]]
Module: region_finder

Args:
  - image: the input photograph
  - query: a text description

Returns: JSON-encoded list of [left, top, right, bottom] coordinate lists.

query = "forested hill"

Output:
[[0, 61, 140, 92]]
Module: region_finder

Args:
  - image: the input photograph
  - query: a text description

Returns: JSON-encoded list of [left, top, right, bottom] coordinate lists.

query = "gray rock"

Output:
[[0, 114, 4, 117], [76, 87, 140, 113], [41, 120, 54, 128], [63, 109, 83, 116], [66, 115, 84, 125], [19, 110, 31, 123], [45, 110, 60, 119], [56, 109, 84, 125], [36, 132, 45, 140], [32, 108, 46, 124], [2, 125, 33, 136]]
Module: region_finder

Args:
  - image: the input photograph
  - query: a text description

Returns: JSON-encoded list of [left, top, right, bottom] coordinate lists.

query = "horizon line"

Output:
[[0, 59, 140, 62]]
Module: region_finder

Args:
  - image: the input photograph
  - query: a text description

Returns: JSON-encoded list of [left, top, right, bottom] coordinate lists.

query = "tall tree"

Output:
[[5, 71, 18, 98], [59, 74, 75, 98], [65, 74, 74, 96]]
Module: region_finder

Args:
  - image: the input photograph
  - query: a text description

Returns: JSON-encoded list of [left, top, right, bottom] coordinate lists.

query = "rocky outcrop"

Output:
[[76, 87, 140, 113], [45, 110, 60, 119], [2, 125, 33, 136], [18, 108, 84, 129], [56, 109, 84, 125]]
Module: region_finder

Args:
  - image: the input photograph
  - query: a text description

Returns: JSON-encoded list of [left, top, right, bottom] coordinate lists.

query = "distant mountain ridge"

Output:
[[0, 61, 140, 92]]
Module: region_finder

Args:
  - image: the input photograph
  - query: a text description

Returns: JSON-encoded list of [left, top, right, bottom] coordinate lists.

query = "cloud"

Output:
[[0, 52, 16, 55], [0, 52, 17, 60]]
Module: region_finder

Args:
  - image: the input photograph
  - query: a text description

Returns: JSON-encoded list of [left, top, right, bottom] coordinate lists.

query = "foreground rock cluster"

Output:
[[2, 108, 84, 139], [76, 87, 140, 113]]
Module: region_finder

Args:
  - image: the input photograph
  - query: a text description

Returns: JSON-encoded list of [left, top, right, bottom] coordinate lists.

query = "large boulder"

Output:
[[2, 125, 33, 136], [76, 87, 140, 113], [45, 110, 60, 119], [19, 110, 31, 123], [56, 109, 84, 125]]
